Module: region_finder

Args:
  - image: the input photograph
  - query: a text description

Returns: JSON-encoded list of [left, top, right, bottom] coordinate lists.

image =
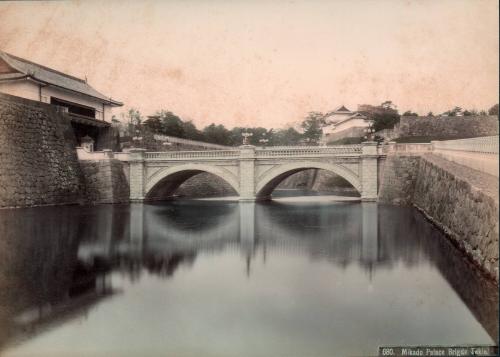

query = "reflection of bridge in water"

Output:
[[0, 202, 497, 347], [75, 202, 498, 341], [78, 202, 382, 276]]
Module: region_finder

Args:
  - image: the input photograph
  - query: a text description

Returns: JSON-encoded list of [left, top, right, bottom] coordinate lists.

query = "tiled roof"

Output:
[[333, 105, 351, 113], [0, 50, 122, 106]]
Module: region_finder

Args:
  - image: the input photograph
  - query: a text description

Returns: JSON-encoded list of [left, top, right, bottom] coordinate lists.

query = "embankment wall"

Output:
[[379, 153, 499, 280], [0, 92, 81, 207], [79, 159, 129, 204], [376, 115, 498, 141]]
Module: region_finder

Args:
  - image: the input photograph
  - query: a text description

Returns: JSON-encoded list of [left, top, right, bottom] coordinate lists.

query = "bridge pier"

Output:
[[239, 145, 257, 201], [360, 141, 378, 201], [129, 148, 147, 202]]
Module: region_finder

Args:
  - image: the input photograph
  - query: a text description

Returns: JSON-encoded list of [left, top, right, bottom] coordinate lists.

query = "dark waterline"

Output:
[[0, 199, 497, 356]]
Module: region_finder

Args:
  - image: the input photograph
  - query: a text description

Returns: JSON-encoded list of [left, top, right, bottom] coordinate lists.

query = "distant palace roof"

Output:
[[0, 50, 122, 106], [333, 105, 352, 113]]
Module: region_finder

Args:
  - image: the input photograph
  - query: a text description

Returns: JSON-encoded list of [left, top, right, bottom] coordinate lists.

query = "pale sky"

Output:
[[0, 0, 498, 128]]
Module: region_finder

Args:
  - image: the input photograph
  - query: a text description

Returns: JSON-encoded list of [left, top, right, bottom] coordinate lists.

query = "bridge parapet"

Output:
[[144, 150, 240, 160], [255, 145, 362, 158], [431, 136, 499, 177], [135, 145, 364, 161], [431, 135, 498, 154]]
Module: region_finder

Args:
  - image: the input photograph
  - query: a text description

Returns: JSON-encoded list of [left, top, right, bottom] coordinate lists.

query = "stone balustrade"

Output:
[[378, 136, 499, 177], [379, 143, 433, 154], [153, 134, 232, 150], [255, 145, 362, 157], [144, 150, 240, 160], [431, 136, 499, 154], [431, 136, 499, 177], [76, 147, 114, 160]]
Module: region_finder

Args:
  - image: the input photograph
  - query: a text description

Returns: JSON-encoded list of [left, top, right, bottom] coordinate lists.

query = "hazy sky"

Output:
[[0, 0, 498, 128]]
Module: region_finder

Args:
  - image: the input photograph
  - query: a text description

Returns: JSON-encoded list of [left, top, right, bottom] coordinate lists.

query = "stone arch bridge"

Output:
[[117, 142, 381, 202]]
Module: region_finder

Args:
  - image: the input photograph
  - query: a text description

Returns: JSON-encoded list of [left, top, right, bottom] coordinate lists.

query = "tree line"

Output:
[[113, 102, 498, 147], [402, 104, 498, 117]]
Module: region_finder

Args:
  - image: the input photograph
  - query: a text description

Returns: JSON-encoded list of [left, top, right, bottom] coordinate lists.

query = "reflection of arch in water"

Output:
[[142, 203, 241, 247], [145, 164, 239, 201], [255, 162, 361, 199], [255, 201, 378, 264], [127, 200, 380, 263]]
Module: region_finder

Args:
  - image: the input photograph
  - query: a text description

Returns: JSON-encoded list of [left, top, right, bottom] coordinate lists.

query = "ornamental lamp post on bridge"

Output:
[[259, 132, 269, 148], [364, 121, 375, 141], [132, 129, 143, 147], [242, 131, 253, 146]]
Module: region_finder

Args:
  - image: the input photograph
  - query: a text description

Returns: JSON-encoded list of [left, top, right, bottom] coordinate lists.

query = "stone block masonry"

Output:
[[79, 159, 129, 204], [0, 92, 81, 207], [378, 155, 421, 205], [376, 115, 499, 141], [413, 155, 498, 280], [379, 153, 499, 281]]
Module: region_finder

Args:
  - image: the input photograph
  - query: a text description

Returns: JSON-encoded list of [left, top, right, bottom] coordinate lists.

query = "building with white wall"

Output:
[[0, 50, 122, 123], [322, 106, 373, 144]]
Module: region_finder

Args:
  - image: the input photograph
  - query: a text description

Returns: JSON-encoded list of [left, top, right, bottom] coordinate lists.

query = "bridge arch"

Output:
[[255, 161, 361, 199], [145, 164, 240, 200]]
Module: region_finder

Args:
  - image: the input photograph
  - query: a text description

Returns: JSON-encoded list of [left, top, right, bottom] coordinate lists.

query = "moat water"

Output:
[[0, 196, 497, 356]]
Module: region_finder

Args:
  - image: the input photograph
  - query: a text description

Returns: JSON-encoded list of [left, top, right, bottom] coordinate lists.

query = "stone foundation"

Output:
[[376, 115, 499, 141], [0, 93, 81, 208], [79, 159, 129, 204], [378, 155, 421, 205], [379, 153, 499, 280]]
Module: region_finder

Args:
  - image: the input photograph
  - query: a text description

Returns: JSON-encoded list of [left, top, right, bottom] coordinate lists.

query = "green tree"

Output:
[[143, 115, 163, 133], [270, 127, 302, 146], [228, 127, 272, 146], [427, 112, 434, 117], [402, 110, 418, 116], [182, 120, 205, 141], [443, 106, 462, 117], [127, 108, 142, 126], [203, 124, 232, 145], [358, 102, 400, 132], [488, 104, 499, 116], [157, 110, 185, 137], [301, 111, 326, 144]]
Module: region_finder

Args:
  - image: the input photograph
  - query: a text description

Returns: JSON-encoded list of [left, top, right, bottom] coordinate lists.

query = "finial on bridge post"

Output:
[[242, 131, 253, 145]]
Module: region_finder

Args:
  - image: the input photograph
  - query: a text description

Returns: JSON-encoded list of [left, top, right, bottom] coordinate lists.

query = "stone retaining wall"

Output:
[[378, 155, 421, 205], [376, 115, 499, 141], [0, 92, 81, 207], [79, 159, 129, 204], [379, 153, 499, 280]]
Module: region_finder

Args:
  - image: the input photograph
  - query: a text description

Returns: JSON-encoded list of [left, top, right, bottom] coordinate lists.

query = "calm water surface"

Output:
[[0, 198, 497, 357]]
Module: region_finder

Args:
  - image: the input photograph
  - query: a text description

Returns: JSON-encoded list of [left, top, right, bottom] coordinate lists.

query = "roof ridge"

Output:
[[0, 50, 87, 83]]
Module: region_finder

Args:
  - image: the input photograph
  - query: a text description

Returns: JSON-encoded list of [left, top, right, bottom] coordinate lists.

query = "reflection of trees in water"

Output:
[[111, 251, 197, 281], [76, 204, 130, 244], [0, 206, 114, 351], [146, 201, 237, 232], [0, 202, 497, 348]]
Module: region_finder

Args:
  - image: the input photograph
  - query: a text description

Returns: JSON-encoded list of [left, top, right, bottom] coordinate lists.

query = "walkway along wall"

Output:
[[378, 142, 499, 281], [0, 92, 81, 207]]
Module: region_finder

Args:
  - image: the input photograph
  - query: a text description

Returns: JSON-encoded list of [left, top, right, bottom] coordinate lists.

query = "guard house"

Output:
[[322, 105, 373, 144], [0, 50, 123, 149]]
